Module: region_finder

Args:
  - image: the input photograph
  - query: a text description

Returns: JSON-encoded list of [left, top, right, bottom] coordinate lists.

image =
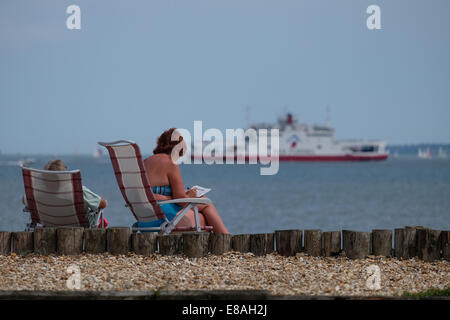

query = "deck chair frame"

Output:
[[98, 140, 212, 235], [21, 165, 104, 231]]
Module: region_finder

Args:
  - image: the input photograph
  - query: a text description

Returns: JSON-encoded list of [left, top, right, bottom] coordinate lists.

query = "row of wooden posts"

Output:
[[0, 226, 449, 261]]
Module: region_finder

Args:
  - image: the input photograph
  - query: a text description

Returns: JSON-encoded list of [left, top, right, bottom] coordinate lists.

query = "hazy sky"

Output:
[[1, 0, 449, 154]]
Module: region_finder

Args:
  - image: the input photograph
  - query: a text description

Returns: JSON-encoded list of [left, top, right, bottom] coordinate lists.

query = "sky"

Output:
[[1, 0, 449, 154]]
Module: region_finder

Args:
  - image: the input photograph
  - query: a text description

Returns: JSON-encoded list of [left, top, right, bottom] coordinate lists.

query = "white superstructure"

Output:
[[243, 113, 388, 161]]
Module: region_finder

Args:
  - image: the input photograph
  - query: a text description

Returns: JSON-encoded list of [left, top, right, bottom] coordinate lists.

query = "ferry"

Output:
[[192, 113, 389, 162], [246, 113, 388, 161]]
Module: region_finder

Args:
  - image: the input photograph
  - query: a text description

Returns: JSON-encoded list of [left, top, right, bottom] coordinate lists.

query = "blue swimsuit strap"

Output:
[[152, 185, 173, 196]]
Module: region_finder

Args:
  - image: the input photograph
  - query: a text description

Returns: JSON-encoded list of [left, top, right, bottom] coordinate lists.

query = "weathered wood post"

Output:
[[342, 230, 370, 259], [250, 233, 274, 256], [0, 231, 11, 255], [57, 227, 84, 255], [372, 229, 392, 257], [304, 230, 322, 257], [232, 234, 251, 253], [275, 230, 302, 256], [209, 233, 232, 255], [394, 227, 421, 259], [183, 232, 210, 258], [394, 228, 404, 258], [106, 227, 131, 255], [441, 231, 450, 261], [132, 232, 158, 255], [416, 228, 441, 262], [323, 231, 341, 257], [84, 229, 107, 254], [12, 232, 33, 255], [34, 227, 57, 255], [158, 233, 183, 255]]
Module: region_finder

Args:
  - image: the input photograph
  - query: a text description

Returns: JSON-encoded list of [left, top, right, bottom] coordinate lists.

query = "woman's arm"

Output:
[[167, 162, 189, 200], [153, 193, 171, 202]]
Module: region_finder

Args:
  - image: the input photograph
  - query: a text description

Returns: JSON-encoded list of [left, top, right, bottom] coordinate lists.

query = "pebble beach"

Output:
[[1, 252, 449, 296]]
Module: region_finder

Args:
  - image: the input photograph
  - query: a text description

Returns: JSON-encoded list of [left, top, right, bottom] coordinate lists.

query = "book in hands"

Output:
[[190, 185, 211, 197]]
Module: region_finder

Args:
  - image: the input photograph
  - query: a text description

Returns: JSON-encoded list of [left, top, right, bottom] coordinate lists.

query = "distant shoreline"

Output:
[[1, 143, 450, 157]]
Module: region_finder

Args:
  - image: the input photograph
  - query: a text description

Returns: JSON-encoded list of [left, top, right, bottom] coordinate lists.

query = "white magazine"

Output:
[[190, 185, 211, 197]]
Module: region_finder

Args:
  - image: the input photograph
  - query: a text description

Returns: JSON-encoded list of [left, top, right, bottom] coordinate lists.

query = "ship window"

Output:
[[351, 145, 379, 152], [361, 146, 378, 152]]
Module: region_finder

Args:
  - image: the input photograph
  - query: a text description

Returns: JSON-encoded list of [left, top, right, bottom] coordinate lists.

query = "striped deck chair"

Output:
[[98, 140, 213, 235], [21, 166, 105, 230]]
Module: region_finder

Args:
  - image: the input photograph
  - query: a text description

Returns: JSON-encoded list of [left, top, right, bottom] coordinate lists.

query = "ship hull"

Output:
[[192, 153, 389, 162], [276, 154, 388, 162]]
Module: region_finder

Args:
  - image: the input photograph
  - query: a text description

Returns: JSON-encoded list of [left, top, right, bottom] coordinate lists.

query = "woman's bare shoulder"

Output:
[[145, 153, 178, 167]]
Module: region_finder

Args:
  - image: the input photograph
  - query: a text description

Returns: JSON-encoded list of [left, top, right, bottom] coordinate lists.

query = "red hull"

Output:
[[192, 154, 389, 162], [277, 154, 389, 162]]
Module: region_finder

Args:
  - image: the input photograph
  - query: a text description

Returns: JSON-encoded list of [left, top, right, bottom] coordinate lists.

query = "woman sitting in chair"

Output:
[[143, 128, 229, 234]]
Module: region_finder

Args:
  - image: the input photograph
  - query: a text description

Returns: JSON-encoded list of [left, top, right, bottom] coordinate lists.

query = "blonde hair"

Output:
[[43, 159, 67, 171]]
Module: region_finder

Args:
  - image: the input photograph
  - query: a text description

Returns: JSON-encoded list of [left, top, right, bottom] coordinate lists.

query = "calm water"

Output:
[[0, 155, 449, 233]]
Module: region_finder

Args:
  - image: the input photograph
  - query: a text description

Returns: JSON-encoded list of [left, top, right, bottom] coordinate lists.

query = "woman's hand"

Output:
[[185, 187, 197, 198]]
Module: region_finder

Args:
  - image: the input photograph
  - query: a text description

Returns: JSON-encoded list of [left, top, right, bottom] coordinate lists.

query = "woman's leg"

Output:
[[196, 202, 229, 234], [175, 208, 206, 229], [173, 199, 229, 234]]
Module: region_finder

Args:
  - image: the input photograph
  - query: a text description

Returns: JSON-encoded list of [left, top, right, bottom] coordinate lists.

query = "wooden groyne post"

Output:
[[132, 233, 157, 255], [323, 231, 340, 257], [275, 229, 302, 256], [34, 228, 57, 255], [372, 229, 392, 257], [85, 229, 107, 254], [159, 234, 183, 255], [304, 230, 322, 257], [107, 227, 131, 255], [57, 227, 84, 255], [231, 234, 251, 253], [416, 228, 441, 262], [183, 232, 210, 258], [12, 232, 33, 255], [0, 231, 11, 254], [442, 230, 450, 261], [342, 230, 371, 259], [250, 233, 274, 256], [209, 233, 232, 255], [394, 226, 422, 259], [0, 226, 448, 261]]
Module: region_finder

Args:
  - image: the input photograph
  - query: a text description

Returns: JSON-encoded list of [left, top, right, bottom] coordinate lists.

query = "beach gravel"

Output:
[[0, 252, 449, 296]]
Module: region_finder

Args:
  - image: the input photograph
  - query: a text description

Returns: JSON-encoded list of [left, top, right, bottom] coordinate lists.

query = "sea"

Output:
[[0, 154, 449, 233]]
